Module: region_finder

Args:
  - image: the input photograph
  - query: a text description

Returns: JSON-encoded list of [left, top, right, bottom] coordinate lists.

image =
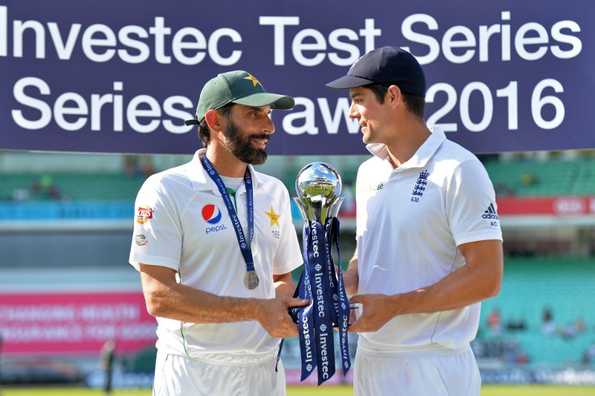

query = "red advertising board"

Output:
[[497, 196, 595, 216], [336, 196, 595, 219], [0, 292, 155, 355]]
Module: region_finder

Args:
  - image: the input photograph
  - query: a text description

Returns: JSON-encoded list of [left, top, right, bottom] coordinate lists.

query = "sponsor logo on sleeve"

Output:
[[135, 234, 148, 246], [136, 207, 153, 224], [482, 203, 500, 226], [482, 203, 500, 220]]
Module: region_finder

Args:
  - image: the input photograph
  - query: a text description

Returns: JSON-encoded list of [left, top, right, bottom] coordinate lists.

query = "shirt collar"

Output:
[[189, 148, 263, 192], [365, 127, 446, 170]]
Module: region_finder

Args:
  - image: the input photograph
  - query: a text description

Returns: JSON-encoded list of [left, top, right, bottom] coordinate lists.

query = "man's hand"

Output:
[[348, 294, 397, 333], [343, 256, 359, 296], [256, 296, 309, 338], [273, 272, 295, 299]]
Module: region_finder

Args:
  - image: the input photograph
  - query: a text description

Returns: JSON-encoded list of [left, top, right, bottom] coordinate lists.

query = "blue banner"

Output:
[[0, 1, 593, 154], [0, 201, 131, 220]]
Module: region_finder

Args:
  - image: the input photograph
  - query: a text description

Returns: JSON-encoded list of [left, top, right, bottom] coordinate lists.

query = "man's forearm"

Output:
[[147, 280, 262, 324], [389, 260, 501, 316], [274, 273, 296, 299]]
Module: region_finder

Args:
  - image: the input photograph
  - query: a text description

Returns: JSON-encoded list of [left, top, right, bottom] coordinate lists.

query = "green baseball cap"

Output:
[[185, 70, 295, 125]]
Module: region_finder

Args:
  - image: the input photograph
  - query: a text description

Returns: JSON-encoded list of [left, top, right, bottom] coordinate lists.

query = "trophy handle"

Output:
[[328, 196, 344, 219], [294, 196, 344, 225], [293, 197, 307, 222]]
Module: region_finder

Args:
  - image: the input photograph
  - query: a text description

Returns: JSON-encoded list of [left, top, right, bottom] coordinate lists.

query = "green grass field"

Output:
[[3, 386, 595, 396]]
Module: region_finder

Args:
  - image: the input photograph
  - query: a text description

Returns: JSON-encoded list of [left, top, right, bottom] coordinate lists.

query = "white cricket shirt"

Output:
[[129, 149, 303, 357], [355, 128, 502, 352]]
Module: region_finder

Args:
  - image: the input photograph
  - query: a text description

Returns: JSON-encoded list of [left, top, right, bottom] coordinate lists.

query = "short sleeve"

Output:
[[354, 163, 368, 241], [446, 159, 503, 246], [129, 179, 183, 272], [273, 185, 303, 275]]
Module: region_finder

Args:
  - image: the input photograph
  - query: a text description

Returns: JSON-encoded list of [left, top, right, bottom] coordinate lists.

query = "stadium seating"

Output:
[[480, 256, 595, 367], [2, 156, 595, 203], [483, 158, 595, 196], [0, 173, 145, 201]]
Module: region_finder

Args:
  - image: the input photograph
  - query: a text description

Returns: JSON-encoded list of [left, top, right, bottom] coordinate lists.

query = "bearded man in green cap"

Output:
[[129, 70, 307, 395]]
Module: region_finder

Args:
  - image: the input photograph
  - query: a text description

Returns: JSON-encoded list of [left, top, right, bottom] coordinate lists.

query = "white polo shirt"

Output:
[[129, 149, 302, 357], [355, 128, 502, 352]]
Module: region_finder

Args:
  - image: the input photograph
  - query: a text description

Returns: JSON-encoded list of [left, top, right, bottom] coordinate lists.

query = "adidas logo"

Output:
[[481, 203, 499, 220]]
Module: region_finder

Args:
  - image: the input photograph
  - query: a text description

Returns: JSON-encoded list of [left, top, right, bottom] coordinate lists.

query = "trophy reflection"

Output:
[[294, 161, 343, 225]]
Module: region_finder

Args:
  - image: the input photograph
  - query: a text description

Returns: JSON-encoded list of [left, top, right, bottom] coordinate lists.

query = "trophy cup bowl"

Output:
[[295, 162, 343, 224]]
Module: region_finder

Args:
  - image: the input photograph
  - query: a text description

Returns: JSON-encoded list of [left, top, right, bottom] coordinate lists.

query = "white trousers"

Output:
[[354, 345, 481, 396], [152, 349, 286, 396]]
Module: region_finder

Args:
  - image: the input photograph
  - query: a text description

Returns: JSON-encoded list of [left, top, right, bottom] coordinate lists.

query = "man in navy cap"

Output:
[[327, 47, 503, 395]]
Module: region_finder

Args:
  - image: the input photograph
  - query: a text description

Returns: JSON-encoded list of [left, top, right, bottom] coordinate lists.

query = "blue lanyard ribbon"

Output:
[[200, 155, 255, 273], [328, 218, 351, 374], [289, 218, 351, 385]]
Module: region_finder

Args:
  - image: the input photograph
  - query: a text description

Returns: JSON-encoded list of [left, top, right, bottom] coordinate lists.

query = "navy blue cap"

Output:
[[326, 46, 426, 97]]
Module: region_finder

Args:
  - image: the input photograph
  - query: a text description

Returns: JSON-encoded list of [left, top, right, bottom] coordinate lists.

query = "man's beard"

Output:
[[223, 120, 269, 165]]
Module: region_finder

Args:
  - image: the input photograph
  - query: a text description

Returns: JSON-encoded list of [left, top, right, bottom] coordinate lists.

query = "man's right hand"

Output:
[[344, 256, 359, 296], [256, 296, 309, 338]]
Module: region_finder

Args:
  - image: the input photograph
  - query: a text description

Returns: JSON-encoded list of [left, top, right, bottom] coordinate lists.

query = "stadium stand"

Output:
[[0, 173, 145, 201], [2, 156, 594, 203], [483, 157, 595, 196], [479, 256, 595, 368]]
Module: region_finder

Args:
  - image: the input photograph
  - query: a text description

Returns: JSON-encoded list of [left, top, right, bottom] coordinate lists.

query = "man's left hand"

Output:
[[348, 294, 398, 332]]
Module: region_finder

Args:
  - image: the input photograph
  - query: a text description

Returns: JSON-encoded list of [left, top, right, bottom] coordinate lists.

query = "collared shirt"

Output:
[[129, 149, 302, 357], [355, 128, 503, 352]]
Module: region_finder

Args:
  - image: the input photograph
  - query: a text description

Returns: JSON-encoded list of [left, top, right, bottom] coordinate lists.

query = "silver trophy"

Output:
[[295, 162, 343, 224], [292, 162, 352, 384]]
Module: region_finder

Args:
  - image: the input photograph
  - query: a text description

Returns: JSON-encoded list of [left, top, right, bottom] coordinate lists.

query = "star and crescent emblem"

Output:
[[265, 207, 280, 227], [244, 73, 261, 87]]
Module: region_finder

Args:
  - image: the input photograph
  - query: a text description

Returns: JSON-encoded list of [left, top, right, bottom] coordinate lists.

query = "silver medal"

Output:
[[244, 271, 259, 290]]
